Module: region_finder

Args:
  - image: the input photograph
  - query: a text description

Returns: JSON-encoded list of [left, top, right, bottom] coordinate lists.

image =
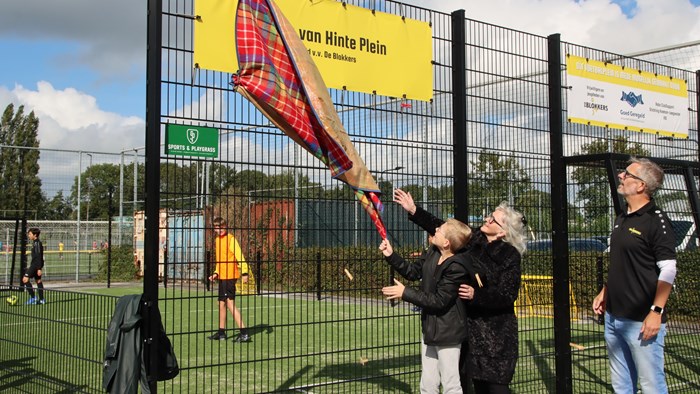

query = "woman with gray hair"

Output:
[[394, 189, 527, 394]]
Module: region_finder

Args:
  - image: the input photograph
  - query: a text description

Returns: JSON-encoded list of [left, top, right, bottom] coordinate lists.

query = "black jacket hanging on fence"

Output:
[[103, 294, 179, 393]]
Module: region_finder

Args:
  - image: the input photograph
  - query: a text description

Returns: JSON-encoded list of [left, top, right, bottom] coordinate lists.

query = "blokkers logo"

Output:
[[621, 91, 644, 108], [583, 101, 608, 112]]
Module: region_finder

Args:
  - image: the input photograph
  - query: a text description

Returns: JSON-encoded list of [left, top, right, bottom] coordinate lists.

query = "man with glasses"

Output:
[[593, 157, 677, 394]]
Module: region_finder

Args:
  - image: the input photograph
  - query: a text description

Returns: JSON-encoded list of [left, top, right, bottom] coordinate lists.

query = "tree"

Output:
[[468, 150, 531, 215], [160, 162, 200, 210], [235, 169, 269, 192], [68, 162, 144, 220], [70, 164, 121, 220], [42, 190, 74, 220], [516, 189, 552, 238], [208, 162, 237, 197], [571, 136, 650, 232], [0, 104, 42, 218]]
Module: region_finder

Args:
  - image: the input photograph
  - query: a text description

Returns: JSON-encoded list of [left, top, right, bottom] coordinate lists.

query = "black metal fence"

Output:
[[1, 0, 699, 392], [0, 288, 117, 392]]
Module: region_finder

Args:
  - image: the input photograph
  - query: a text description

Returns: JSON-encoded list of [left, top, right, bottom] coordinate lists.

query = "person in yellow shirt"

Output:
[[208, 217, 250, 342]]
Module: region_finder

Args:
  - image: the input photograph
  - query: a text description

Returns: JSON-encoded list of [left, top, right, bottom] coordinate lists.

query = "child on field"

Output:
[[380, 219, 473, 394], [208, 217, 250, 342], [23, 227, 46, 305]]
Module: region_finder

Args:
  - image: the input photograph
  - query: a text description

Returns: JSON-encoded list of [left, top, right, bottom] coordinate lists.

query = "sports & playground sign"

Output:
[[566, 55, 689, 138], [165, 124, 219, 158]]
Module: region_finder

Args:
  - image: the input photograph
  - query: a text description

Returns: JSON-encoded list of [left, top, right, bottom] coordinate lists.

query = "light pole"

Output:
[[377, 165, 405, 198], [376, 166, 405, 189], [119, 147, 142, 246], [86, 153, 92, 221], [86, 153, 92, 252], [76, 152, 83, 282], [379, 165, 405, 175]]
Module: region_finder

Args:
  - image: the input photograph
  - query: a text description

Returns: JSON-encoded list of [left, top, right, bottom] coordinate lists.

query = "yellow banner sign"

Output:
[[194, 0, 433, 101], [566, 55, 689, 138]]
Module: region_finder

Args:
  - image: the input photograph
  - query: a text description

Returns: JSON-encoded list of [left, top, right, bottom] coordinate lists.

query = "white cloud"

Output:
[[6, 82, 143, 152], [406, 0, 700, 54]]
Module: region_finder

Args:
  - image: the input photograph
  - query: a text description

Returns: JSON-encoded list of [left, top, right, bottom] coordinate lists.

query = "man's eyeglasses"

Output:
[[622, 169, 645, 183], [486, 215, 503, 229]]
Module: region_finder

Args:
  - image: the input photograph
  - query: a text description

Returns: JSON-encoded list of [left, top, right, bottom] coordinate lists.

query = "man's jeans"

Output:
[[604, 311, 668, 394]]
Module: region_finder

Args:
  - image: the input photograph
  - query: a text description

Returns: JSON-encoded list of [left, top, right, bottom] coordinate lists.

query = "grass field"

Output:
[[1, 284, 423, 393], [1, 284, 700, 393], [1, 250, 105, 283]]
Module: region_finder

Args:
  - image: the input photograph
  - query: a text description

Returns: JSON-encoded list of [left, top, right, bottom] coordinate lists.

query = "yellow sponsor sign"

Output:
[[194, 0, 238, 75], [566, 55, 689, 138], [194, 0, 433, 101]]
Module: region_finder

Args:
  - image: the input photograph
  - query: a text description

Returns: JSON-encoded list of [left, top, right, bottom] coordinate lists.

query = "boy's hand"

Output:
[[382, 278, 405, 300], [379, 239, 393, 257], [394, 189, 417, 215], [208, 273, 218, 282], [458, 284, 475, 300]]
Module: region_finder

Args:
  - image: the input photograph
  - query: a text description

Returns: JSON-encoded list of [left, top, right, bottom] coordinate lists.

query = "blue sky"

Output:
[[612, 0, 700, 17], [2, 40, 144, 117], [1, 0, 699, 154]]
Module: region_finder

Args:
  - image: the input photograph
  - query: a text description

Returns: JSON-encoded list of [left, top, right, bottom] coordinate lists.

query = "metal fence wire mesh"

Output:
[[1, 0, 699, 393]]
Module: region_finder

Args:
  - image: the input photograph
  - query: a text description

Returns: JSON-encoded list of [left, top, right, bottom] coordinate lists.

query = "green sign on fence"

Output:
[[165, 124, 219, 158]]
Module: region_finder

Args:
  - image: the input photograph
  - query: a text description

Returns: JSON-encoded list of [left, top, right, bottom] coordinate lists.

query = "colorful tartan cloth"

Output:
[[233, 0, 386, 239]]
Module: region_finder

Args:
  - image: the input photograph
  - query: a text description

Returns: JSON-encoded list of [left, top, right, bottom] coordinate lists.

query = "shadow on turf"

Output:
[[214, 324, 273, 341], [0, 357, 89, 392], [246, 323, 274, 338], [278, 353, 419, 393], [270, 364, 313, 392]]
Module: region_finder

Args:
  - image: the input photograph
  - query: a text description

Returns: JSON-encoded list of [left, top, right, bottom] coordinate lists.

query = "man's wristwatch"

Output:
[[650, 305, 664, 314]]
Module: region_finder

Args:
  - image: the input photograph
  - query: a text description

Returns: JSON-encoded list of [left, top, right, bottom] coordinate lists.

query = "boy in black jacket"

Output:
[[380, 218, 473, 394]]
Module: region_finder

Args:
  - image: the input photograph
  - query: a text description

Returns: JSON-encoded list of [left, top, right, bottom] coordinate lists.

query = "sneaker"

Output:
[[38, 299, 46, 305], [25, 297, 37, 305], [234, 333, 251, 343], [208, 332, 227, 341]]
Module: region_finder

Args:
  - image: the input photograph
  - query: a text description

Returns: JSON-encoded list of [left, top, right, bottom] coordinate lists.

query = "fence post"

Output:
[[204, 250, 211, 291], [316, 252, 321, 301], [389, 266, 396, 307], [596, 256, 604, 325], [451, 9, 468, 222], [163, 249, 168, 289], [144, 0, 163, 391], [9, 219, 20, 288], [256, 251, 262, 295], [19, 218, 27, 286], [548, 33, 573, 394], [697, 70, 700, 166]]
